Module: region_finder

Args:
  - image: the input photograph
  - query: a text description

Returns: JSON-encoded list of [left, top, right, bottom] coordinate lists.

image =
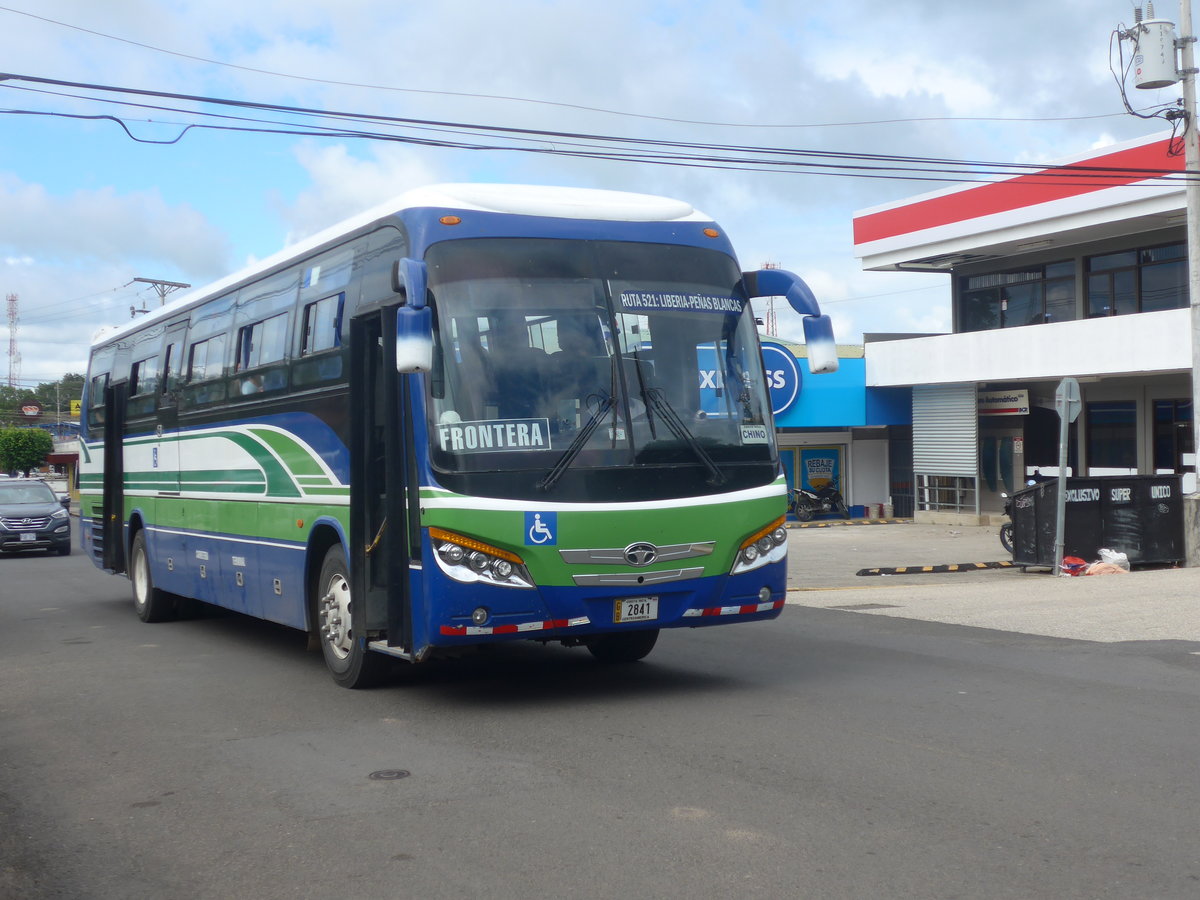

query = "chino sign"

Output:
[[760, 341, 802, 415]]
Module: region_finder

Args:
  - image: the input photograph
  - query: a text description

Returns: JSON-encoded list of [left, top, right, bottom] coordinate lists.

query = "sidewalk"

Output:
[[785, 521, 1200, 644]]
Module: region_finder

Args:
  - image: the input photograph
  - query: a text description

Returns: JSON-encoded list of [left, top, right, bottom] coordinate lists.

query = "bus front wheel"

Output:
[[130, 531, 175, 623], [314, 544, 389, 689], [586, 629, 659, 663]]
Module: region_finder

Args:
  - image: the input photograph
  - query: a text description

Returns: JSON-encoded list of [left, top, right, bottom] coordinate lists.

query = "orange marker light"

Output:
[[702, 228, 719, 238], [439, 215, 462, 226]]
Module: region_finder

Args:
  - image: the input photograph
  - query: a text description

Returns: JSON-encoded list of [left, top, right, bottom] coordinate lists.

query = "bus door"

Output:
[[349, 307, 416, 654], [101, 379, 128, 574], [156, 323, 187, 496], [150, 323, 188, 593]]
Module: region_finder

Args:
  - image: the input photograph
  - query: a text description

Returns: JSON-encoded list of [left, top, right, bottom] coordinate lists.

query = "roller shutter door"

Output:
[[912, 383, 977, 477]]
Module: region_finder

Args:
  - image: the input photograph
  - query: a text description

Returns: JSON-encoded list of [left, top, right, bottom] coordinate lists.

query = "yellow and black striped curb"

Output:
[[856, 560, 1016, 576], [788, 518, 914, 529]]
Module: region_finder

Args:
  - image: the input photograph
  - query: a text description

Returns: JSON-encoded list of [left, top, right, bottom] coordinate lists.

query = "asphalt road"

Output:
[[2, 532, 1199, 899]]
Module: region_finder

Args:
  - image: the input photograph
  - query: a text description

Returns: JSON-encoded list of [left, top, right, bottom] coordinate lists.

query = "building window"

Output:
[[1153, 399, 1194, 473], [957, 261, 1075, 332], [1086, 401, 1137, 472], [1086, 243, 1187, 317]]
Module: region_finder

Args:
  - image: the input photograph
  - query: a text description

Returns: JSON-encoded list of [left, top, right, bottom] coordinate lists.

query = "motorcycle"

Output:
[[999, 477, 1041, 555], [999, 492, 1014, 555], [790, 484, 850, 521]]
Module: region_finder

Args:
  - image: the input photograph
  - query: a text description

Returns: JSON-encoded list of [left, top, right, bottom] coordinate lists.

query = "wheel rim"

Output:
[[319, 572, 353, 661], [132, 545, 149, 611]]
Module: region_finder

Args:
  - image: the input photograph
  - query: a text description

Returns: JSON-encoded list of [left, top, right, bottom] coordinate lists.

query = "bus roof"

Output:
[[92, 183, 713, 348]]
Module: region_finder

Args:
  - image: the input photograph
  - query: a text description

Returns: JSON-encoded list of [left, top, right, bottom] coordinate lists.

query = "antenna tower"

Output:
[[760, 261, 781, 337], [5, 293, 18, 388]]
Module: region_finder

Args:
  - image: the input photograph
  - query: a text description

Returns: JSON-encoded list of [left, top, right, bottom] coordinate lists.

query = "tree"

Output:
[[34, 373, 85, 417], [0, 427, 54, 476], [0, 374, 85, 427]]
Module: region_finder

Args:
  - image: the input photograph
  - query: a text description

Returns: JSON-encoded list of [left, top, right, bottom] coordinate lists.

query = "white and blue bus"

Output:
[[81, 184, 837, 687]]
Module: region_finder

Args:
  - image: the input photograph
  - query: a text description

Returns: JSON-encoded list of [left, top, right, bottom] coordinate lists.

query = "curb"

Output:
[[789, 518, 914, 529], [856, 560, 1016, 576]]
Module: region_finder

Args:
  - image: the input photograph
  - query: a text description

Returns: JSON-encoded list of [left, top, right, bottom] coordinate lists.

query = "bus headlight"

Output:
[[431, 527, 535, 589], [731, 517, 788, 575]]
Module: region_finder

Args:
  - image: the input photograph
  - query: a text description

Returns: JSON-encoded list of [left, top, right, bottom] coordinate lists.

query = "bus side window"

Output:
[[87, 372, 109, 429], [293, 293, 345, 386], [127, 355, 160, 419], [184, 334, 228, 405], [301, 294, 342, 355], [236, 312, 289, 371], [234, 312, 289, 395], [162, 340, 182, 395]]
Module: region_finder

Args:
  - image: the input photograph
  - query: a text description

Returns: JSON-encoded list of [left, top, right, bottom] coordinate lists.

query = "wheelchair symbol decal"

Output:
[[525, 511, 557, 546]]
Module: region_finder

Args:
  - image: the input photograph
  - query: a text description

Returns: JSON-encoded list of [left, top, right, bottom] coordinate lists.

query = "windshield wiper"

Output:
[[639, 387, 726, 486], [537, 393, 614, 492]]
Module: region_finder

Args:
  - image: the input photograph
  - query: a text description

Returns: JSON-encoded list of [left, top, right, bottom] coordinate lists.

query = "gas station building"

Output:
[[854, 131, 1197, 523]]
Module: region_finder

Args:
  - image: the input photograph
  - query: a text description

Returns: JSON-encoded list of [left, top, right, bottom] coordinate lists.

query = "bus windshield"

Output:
[[425, 238, 776, 490]]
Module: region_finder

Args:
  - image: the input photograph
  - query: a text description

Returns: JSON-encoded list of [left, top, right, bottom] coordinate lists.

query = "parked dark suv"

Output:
[[0, 479, 72, 555]]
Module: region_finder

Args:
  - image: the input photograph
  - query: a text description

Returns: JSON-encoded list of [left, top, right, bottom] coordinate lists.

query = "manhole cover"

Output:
[[368, 769, 411, 781]]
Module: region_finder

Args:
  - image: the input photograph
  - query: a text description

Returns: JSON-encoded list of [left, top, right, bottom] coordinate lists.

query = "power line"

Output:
[[16, 282, 151, 326], [3, 72, 1199, 187]]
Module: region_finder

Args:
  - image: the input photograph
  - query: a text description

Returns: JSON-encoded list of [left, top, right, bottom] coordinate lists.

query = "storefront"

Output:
[[854, 132, 1197, 523], [764, 339, 913, 516]]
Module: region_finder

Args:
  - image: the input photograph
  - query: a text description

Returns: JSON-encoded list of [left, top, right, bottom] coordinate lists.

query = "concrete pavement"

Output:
[[785, 521, 1200, 644]]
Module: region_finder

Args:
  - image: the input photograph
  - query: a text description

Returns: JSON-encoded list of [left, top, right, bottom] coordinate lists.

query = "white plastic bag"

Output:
[[1098, 548, 1130, 571]]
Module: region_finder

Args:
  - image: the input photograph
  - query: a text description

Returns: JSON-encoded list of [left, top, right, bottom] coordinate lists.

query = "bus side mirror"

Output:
[[396, 307, 433, 373], [393, 258, 433, 372], [802, 314, 838, 374], [742, 268, 839, 374], [392, 258, 428, 309]]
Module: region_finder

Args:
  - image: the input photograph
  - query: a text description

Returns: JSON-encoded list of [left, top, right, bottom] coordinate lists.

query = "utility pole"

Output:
[[131, 277, 190, 314], [1123, 2, 1200, 481], [1177, 2, 1200, 479]]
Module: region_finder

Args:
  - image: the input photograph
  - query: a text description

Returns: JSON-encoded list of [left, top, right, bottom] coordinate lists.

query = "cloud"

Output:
[[0, 0, 1175, 386], [0, 175, 231, 276], [271, 143, 446, 244]]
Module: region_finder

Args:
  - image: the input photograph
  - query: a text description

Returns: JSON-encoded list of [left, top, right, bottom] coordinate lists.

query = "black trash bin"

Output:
[[1009, 474, 1183, 568]]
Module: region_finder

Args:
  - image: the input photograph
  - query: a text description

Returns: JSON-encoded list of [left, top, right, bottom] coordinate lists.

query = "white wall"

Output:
[[849, 439, 889, 510], [866, 308, 1190, 387]]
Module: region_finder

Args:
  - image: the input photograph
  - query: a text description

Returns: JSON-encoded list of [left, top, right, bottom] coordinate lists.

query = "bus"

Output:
[[80, 183, 838, 687]]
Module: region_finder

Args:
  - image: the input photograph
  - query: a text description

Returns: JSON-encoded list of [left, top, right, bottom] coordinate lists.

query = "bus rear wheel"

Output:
[[586, 629, 659, 663], [314, 544, 389, 689], [130, 530, 175, 623]]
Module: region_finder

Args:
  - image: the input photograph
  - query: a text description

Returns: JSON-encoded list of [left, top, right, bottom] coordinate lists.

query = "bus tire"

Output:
[[130, 530, 175, 623], [314, 544, 389, 689], [586, 629, 659, 663]]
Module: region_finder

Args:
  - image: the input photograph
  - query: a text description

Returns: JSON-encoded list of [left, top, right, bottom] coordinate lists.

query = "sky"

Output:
[[0, 0, 1185, 390]]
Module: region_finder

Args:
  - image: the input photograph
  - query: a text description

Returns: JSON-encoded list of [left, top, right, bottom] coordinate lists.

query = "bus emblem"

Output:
[[624, 543, 658, 567]]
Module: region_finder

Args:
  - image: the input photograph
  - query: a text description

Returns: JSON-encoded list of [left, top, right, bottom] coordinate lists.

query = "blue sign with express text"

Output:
[[760, 342, 801, 415]]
